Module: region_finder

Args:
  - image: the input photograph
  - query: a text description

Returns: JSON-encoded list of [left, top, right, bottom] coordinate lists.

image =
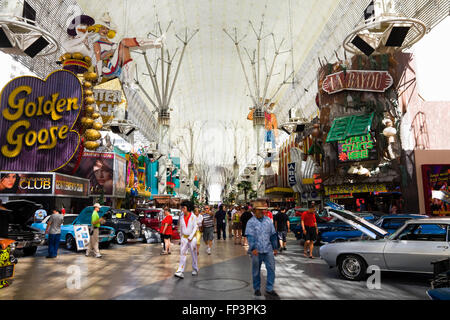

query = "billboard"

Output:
[[113, 154, 126, 197], [337, 133, 378, 163], [0, 172, 53, 196], [0, 70, 82, 172], [422, 165, 450, 216], [74, 152, 114, 196], [54, 173, 89, 198]]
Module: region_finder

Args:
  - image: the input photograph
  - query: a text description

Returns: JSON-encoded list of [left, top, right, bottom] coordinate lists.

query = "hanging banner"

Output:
[[0, 70, 82, 172], [322, 70, 393, 94], [337, 133, 378, 163], [421, 165, 450, 216], [325, 183, 387, 195], [0, 172, 53, 196]]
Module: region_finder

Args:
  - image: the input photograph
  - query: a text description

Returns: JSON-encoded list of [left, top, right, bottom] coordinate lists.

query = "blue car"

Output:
[[320, 214, 427, 243], [291, 211, 376, 242], [31, 213, 115, 251]]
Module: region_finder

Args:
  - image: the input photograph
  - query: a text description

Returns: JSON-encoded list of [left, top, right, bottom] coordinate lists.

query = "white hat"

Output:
[[93, 203, 101, 208]]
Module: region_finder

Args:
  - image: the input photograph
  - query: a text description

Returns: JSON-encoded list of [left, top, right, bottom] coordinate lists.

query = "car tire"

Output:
[[66, 234, 76, 251], [338, 254, 367, 281], [116, 231, 127, 245], [23, 246, 37, 256], [99, 241, 111, 249]]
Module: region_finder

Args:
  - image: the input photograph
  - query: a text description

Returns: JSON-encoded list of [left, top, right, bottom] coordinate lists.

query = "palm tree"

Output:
[[237, 181, 253, 202]]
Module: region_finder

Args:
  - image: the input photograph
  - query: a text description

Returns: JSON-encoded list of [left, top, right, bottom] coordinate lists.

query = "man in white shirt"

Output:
[[174, 200, 198, 279]]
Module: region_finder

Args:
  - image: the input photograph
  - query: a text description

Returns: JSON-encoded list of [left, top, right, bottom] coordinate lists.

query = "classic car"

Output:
[[286, 207, 309, 230], [31, 214, 116, 250], [320, 214, 427, 243], [86, 207, 144, 245], [0, 200, 45, 256], [136, 208, 164, 231], [320, 208, 450, 281]]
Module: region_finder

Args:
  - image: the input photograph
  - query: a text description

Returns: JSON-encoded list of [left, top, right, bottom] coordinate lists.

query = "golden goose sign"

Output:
[[0, 70, 82, 171]]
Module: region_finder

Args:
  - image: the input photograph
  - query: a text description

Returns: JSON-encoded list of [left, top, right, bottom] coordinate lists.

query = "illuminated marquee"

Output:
[[337, 133, 377, 163], [0, 70, 82, 171]]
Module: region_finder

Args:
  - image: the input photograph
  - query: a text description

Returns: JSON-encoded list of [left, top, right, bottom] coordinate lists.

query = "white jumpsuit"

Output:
[[176, 213, 199, 273]]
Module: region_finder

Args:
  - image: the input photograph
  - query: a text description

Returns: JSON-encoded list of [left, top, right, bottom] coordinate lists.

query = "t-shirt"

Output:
[[275, 212, 289, 232], [301, 210, 317, 227], [264, 211, 273, 220], [48, 213, 64, 234], [215, 210, 226, 225], [92, 210, 101, 228], [202, 213, 214, 228], [160, 215, 173, 235], [240, 211, 253, 229]]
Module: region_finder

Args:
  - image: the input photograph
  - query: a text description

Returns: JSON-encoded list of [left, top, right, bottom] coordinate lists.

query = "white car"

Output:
[[319, 207, 450, 281]]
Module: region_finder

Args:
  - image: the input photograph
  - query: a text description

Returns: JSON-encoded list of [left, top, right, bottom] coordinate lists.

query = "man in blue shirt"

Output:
[[245, 206, 279, 298]]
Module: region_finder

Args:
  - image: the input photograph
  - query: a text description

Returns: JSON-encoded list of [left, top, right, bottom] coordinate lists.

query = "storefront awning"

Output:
[[326, 113, 374, 143]]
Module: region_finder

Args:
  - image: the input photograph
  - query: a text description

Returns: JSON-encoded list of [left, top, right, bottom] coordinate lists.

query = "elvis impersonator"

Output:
[[174, 200, 199, 279]]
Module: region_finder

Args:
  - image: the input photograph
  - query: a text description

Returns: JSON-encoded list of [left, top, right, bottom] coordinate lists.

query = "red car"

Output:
[[136, 208, 180, 240]]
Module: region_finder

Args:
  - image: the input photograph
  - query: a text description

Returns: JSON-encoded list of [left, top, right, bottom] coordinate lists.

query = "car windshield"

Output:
[[63, 216, 77, 225], [390, 223, 448, 241]]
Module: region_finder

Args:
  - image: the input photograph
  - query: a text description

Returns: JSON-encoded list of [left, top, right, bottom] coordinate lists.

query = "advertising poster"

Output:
[[74, 225, 90, 251], [337, 133, 378, 163], [0, 172, 53, 196], [74, 152, 114, 196], [114, 154, 126, 198], [54, 173, 89, 198], [422, 165, 450, 216]]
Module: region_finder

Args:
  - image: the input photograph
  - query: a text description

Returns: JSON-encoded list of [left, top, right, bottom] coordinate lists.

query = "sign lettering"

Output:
[[322, 70, 393, 94], [338, 133, 377, 163]]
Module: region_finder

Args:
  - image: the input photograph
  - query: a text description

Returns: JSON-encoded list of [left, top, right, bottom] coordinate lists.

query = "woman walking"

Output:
[[160, 207, 173, 255], [232, 207, 242, 245]]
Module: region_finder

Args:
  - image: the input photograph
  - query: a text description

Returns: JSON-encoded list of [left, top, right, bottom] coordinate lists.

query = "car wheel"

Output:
[[66, 234, 76, 251], [116, 231, 127, 245], [338, 254, 367, 281], [99, 241, 111, 249], [23, 246, 37, 256]]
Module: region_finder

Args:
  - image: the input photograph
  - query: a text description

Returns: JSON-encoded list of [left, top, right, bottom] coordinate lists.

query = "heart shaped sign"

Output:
[[0, 70, 83, 172]]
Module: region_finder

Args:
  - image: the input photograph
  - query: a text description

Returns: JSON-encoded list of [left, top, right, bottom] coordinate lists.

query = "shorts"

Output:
[[161, 234, 171, 240], [232, 222, 242, 230], [203, 226, 214, 242], [304, 226, 317, 241], [196, 230, 202, 246], [277, 231, 287, 242]]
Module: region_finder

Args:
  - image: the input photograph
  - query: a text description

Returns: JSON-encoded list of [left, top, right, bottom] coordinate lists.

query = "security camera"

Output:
[[182, 179, 185, 183]]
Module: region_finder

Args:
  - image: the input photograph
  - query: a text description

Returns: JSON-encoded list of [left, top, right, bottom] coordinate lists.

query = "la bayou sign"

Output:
[[0, 70, 82, 171], [322, 70, 393, 94]]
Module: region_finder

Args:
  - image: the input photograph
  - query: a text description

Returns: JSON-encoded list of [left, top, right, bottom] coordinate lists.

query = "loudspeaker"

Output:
[[351, 35, 375, 56], [110, 126, 121, 134], [385, 26, 410, 47], [23, 36, 49, 58], [0, 28, 13, 48], [23, 1, 36, 25]]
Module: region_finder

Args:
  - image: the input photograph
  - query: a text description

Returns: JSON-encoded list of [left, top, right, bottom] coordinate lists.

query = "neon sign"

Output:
[[337, 133, 377, 163]]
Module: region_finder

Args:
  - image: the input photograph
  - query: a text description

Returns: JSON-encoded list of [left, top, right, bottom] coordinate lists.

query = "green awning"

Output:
[[326, 113, 374, 142]]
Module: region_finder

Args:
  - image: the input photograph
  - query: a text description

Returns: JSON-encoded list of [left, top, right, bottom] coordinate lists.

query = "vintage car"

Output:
[[136, 208, 164, 231], [320, 214, 427, 243], [320, 208, 450, 281], [31, 214, 116, 250], [1, 200, 45, 256]]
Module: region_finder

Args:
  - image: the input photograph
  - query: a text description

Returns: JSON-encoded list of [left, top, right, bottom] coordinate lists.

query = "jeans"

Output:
[[48, 233, 61, 257], [217, 224, 226, 239], [251, 251, 275, 291]]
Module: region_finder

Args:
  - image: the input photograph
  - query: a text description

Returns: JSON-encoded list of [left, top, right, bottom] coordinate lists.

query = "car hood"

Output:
[[3, 200, 42, 225], [74, 206, 110, 225], [326, 202, 388, 239]]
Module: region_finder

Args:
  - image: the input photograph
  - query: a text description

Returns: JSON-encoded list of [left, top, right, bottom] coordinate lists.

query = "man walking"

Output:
[[174, 200, 198, 279], [245, 206, 279, 298], [86, 203, 105, 258], [240, 206, 253, 247], [215, 205, 227, 240], [202, 205, 215, 255], [274, 206, 290, 251], [45, 209, 64, 258], [301, 202, 319, 258]]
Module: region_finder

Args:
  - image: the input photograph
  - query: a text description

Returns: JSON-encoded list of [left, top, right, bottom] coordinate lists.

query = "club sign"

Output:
[[0, 70, 82, 171]]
